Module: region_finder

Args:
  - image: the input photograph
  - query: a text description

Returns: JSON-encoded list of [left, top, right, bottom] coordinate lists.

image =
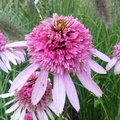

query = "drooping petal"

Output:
[[106, 57, 118, 71], [114, 60, 120, 75], [5, 102, 19, 113], [5, 99, 16, 106], [0, 92, 14, 98], [15, 51, 25, 63], [3, 50, 17, 65], [48, 102, 59, 116], [0, 53, 11, 70], [88, 59, 106, 74], [0, 58, 9, 73], [76, 70, 103, 97], [31, 70, 48, 105], [46, 109, 55, 120], [93, 49, 110, 62], [32, 112, 37, 120], [19, 109, 26, 120], [11, 106, 22, 120], [44, 112, 48, 120], [37, 110, 46, 120], [62, 73, 80, 112], [53, 74, 66, 114], [5, 41, 27, 48], [9, 64, 39, 92]]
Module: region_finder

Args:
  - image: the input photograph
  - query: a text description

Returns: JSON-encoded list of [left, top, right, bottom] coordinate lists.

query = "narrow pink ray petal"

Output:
[[9, 64, 39, 92], [88, 59, 106, 74], [44, 111, 48, 120], [31, 70, 48, 105], [5, 99, 16, 106], [86, 65, 91, 77], [19, 109, 26, 120], [0, 59, 9, 73], [5, 102, 19, 113], [93, 49, 110, 62], [3, 50, 17, 65], [46, 109, 55, 120], [15, 51, 25, 63], [106, 57, 118, 71], [0, 92, 14, 98], [32, 112, 37, 120], [76, 70, 103, 97], [11, 106, 22, 120], [53, 74, 66, 114], [62, 73, 80, 112], [114, 61, 120, 75], [37, 110, 45, 120], [48, 101, 59, 116], [0, 53, 11, 70], [5, 41, 27, 48]]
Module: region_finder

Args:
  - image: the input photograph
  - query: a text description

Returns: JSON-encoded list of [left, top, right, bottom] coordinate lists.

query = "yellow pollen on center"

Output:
[[56, 19, 67, 31]]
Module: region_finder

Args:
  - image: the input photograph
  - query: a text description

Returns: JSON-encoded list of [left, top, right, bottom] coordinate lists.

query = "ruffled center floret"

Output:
[[24, 113, 32, 120], [26, 15, 93, 74], [0, 33, 7, 51], [113, 43, 120, 59]]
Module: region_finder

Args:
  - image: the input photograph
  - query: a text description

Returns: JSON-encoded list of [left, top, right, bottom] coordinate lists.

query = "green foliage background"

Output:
[[0, 0, 120, 120]]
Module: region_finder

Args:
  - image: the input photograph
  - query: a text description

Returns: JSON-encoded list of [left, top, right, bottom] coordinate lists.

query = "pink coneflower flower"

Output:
[[0, 73, 57, 120], [106, 43, 120, 74], [10, 14, 110, 113], [0, 32, 27, 73]]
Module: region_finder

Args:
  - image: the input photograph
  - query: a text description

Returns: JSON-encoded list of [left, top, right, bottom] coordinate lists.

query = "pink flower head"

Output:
[[106, 43, 120, 74], [10, 14, 110, 113], [0, 72, 57, 120], [0, 32, 27, 73]]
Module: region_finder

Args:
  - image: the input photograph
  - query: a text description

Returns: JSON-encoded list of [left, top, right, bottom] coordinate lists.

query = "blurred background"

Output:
[[0, 0, 120, 120]]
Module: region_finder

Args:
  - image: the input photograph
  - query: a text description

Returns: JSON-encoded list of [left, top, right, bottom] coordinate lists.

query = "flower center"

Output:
[[16, 80, 53, 111], [55, 19, 67, 32], [114, 43, 120, 59]]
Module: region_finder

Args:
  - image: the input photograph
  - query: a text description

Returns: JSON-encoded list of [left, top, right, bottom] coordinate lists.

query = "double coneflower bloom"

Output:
[[8, 13, 110, 114], [0, 32, 26, 73], [0, 72, 58, 120], [106, 43, 120, 74]]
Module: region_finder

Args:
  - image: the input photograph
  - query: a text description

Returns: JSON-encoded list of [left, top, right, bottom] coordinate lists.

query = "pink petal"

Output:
[[5, 41, 27, 48], [62, 73, 80, 112], [3, 50, 17, 65], [0, 59, 9, 73], [11, 106, 22, 120], [0, 92, 14, 98], [5, 102, 19, 113], [32, 112, 37, 120], [76, 70, 103, 97], [19, 109, 26, 120], [37, 110, 48, 120], [88, 59, 106, 74], [48, 102, 59, 116], [0, 53, 11, 70], [31, 70, 48, 105], [46, 109, 54, 120], [53, 74, 66, 114], [114, 60, 120, 75], [9, 64, 39, 92], [106, 57, 118, 71], [93, 49, 110, 62]]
